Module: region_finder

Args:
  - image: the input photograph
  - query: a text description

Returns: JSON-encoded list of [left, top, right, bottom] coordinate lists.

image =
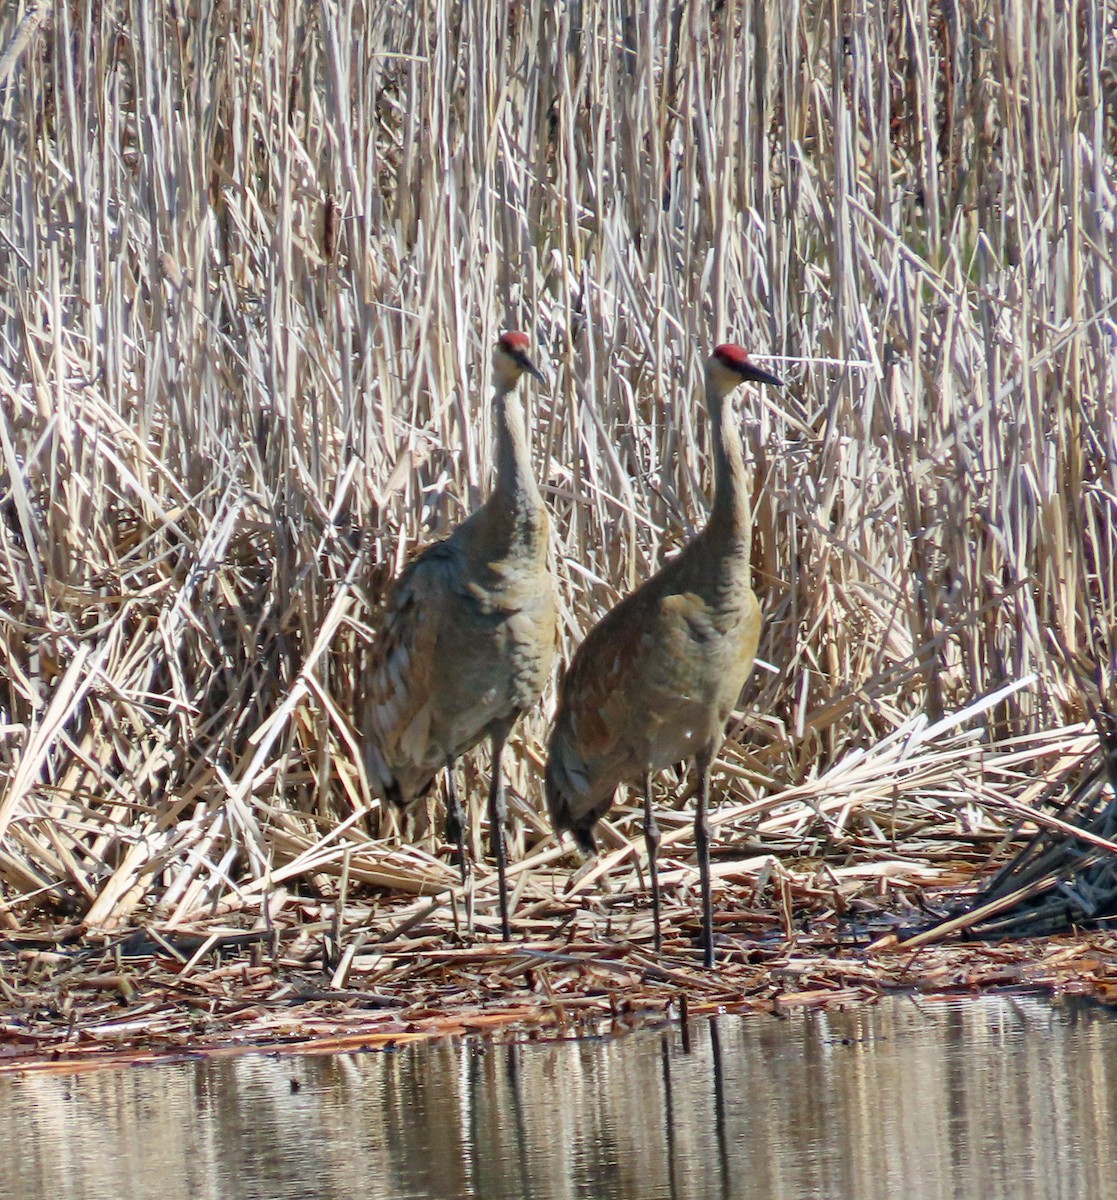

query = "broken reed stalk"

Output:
[[0, 1, 1113, 937]]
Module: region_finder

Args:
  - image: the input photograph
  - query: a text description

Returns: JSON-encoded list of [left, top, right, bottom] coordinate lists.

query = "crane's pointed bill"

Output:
[[742, 363, 783, 388], [516, 351, 545, 383]]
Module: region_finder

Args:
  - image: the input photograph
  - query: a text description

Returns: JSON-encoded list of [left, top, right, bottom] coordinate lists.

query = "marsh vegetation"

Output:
[[0, 1, 1114, 985]]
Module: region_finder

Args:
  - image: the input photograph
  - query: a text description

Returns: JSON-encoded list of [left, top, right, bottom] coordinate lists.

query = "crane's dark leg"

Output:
[[444, 756, 468, 885], [643, 770, 662, 953], [488, 727, 512, 940], [695, 746, 716, 968]]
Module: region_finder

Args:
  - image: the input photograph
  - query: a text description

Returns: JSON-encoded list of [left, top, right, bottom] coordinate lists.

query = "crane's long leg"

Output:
[[444, 756, 468, 885], [488, 727, 512, 941], [643, 770, 662, 953], [695, 746, 716, 968]]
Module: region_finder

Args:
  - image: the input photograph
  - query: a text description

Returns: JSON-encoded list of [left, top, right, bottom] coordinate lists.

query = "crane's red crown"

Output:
[[712, 343, 752, 371], [498, 331, 532, 354]]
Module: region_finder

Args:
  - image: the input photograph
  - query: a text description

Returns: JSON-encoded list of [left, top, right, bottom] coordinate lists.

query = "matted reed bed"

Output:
[[4, 714, 1117, 1071], [5, 865, 1117, 1074], [0, 2, 1116, 1064]]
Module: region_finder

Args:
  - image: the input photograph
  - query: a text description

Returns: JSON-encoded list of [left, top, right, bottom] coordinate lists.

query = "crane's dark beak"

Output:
[[516, 351, 546, 383], [741, 362, 783, 387]]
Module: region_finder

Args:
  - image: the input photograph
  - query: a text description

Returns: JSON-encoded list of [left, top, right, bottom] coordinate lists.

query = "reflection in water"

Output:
[[709, 1015, 731, 1200], [2, 995, 1114, 1200]]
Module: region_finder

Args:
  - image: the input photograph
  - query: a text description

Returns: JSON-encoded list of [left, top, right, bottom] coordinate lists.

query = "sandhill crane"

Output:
[[545, 344, 782, 967], [364, 332, 555, 940]]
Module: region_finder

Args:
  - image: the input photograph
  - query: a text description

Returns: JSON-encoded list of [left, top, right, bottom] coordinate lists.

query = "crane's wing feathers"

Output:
[[364, 540, 461, 801], [545, 589, 654, 841], [563, 595, 651, 757], [547, 568, 761, 845]]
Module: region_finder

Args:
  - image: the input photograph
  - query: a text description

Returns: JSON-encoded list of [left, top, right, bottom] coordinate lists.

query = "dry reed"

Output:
[[0, 1, 1115, 949]]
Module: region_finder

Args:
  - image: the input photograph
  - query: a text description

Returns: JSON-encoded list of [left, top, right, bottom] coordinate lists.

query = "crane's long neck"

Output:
[[705, 383, 751, 555], [488, 385, 546, 547]]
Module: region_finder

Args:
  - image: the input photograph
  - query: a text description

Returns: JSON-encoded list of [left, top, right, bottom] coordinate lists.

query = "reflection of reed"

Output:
[[3, 999, 1117, 1200]]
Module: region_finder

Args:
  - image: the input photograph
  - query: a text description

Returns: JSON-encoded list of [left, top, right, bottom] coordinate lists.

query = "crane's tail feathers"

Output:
[[364, 741, 434, 808], [545, 750, 605, 856], [569, 823, 597, 856], [373, 769, 436, 808]]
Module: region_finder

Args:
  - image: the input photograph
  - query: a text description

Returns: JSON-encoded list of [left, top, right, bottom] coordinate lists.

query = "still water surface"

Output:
[[4, 994, 1114, 1200]]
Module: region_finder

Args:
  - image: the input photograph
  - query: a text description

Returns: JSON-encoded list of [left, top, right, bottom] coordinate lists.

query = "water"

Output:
[[3, 994, 1115, 1200]]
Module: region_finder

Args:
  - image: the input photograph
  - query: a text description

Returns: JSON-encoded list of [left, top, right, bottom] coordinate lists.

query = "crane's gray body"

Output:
[[365, 493, 555, 804]]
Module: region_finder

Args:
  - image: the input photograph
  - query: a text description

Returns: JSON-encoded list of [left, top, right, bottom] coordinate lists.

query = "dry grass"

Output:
[[0, 0, 1115, 947]]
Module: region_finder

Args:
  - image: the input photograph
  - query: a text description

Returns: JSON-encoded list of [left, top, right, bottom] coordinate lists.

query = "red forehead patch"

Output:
[[712, 343, 750, 370], [498, 331, 531, 353]]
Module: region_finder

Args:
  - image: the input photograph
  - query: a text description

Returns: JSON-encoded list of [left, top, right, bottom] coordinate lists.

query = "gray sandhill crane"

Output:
[[545, 344, 783, 967], [365, 332, 555, 940]]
